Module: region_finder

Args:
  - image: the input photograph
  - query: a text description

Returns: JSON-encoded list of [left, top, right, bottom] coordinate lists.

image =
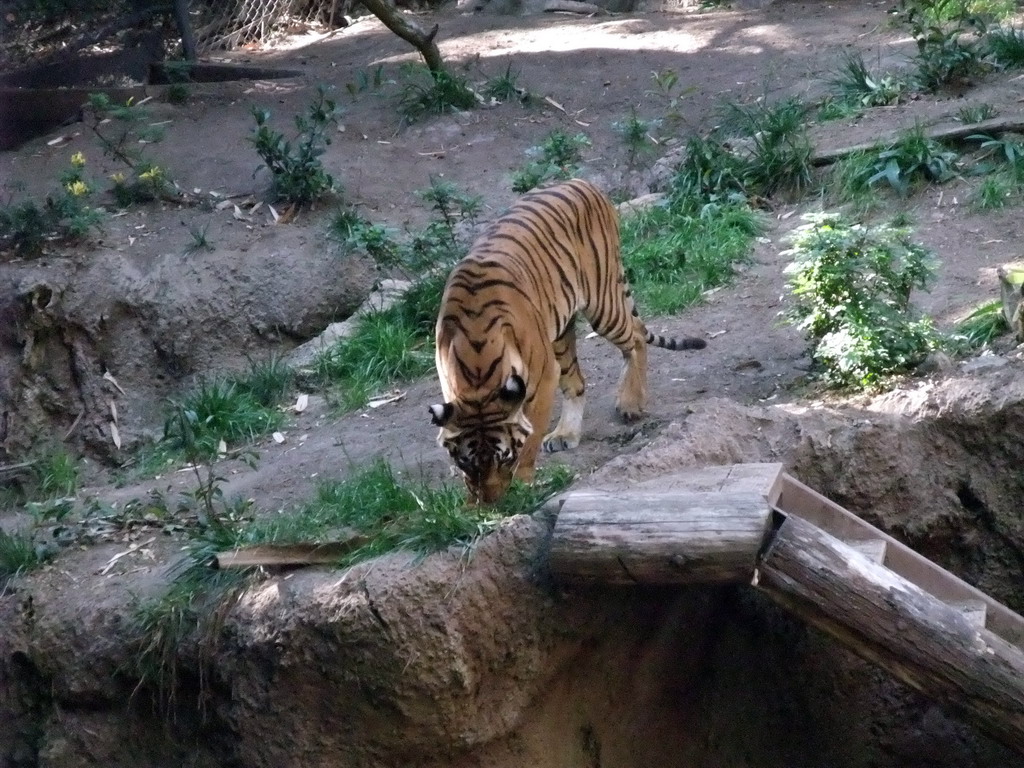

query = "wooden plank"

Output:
[[775, 474, 1024, 648], [549, 489, 772, 585], [213, 540, 366, 569], [756, 515, 1024, 755], [843, 538, 887, 564]]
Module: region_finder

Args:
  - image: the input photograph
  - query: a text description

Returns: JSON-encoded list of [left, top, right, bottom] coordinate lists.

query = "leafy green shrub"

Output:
[[512, 130, 591, 193], [346, 64, 389, 96], [398, 69, 477, 123], [782, 213, 938, 388], [896, 0, 990, 91], [615, 108, 658, 171], [671, 136, 748, 201], [251, 85, 338, 207]]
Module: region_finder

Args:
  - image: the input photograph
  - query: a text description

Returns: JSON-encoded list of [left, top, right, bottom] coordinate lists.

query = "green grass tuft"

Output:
[[245, 459, 575, 562], [621, 196, 762, 315], [951, 299, 1009, 348], [0, 528, 48, 581], [987, 25, 1024, 67], [398, 69, 478, 124], [164, 378, 283, 459], [314, 310, 436, 411]]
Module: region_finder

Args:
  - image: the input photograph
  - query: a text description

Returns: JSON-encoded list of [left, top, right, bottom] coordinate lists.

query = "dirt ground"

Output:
[[3, 0, 1024, 766]]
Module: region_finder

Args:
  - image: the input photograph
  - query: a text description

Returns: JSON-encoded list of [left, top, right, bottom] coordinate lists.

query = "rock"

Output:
[[960, 354, 1008, 373]]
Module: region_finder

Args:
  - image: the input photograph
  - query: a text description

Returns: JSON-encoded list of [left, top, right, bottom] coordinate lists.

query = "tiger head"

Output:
[[429, 374, 532, 504]]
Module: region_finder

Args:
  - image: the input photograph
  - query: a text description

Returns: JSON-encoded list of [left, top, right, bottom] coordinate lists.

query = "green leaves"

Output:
[[782, 213, 938, 389], [250, 85, 338, 207]]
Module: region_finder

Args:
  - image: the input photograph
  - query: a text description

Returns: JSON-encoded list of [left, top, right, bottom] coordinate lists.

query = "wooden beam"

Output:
[[756, 514, 1024, 754], [548, 490, 773, 585]]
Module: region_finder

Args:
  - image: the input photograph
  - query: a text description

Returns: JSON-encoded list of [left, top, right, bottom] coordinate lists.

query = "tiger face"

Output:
[[429, 375, 532, 504]]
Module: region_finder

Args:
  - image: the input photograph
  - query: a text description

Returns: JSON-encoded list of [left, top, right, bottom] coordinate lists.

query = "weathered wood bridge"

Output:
[[547, 464, 1024, 755]]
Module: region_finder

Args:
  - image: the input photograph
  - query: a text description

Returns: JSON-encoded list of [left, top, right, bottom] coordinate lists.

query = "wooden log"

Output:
[[548, 490, 773, 585], [812, 116, 1024, 167], [756, 514, 1024, 754]]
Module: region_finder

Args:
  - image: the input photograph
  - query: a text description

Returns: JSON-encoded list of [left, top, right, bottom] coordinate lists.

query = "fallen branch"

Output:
[[813, 116, 1024, 167]]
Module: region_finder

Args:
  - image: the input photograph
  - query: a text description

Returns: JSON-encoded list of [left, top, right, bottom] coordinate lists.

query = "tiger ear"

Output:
[[498, 374, 526, 406], [429, 402, 454, 427]]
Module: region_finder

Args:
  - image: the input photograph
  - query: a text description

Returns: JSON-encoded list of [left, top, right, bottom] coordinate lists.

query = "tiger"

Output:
[[429, 179, 706, 504]]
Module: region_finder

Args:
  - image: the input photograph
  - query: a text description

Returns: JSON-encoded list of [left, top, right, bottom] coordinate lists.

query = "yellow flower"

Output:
[[66, 180, 90, 197], [110, 172, 126, 184], [70, 152, 86, 168], [139, 166, 163, 182]]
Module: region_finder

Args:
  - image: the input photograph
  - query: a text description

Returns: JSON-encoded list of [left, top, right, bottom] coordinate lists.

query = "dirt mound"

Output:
[[4, 365, 1024, 767], [0, 226, 375, 463]]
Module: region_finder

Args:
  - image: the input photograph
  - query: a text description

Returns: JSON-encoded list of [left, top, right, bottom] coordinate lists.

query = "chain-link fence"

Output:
[[0, 0, 350, 74]]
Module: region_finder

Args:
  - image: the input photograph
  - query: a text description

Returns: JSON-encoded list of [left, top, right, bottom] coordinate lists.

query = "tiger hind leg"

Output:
[[613, 319, 648, 423], [543, 324, 586, 453]]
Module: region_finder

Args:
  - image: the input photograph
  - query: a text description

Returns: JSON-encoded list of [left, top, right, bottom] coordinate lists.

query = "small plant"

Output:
[[251, 85, 338, 208], [409, 177, 482, 270], [482, 62, 532, 104], [346, 64, 388, 96], [0, 529, 47, 582], [331, 208, 403, 266], [184, 221, 214, 253], [782, 213, 938, 389], [835, 127, 959, 198], [952, 299, 1008, 348], [973, 175, 1014, 209], [731, 97, 814, 196], [957, 103, 998, 122], [398, 69, 477, 124], [165, 83, 190, 104], [511, 130, 591, 193], [986, 25, 1024, 67], [29, 447, 79, 499], [830, 52, 907, 107], [86, 93, 166, 170], [233, 355, 294, 410], [816, 96, 865, 122], [615, 107, 658, 172], [671, 136, 748, 202], [648, 68, 695, 131]]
